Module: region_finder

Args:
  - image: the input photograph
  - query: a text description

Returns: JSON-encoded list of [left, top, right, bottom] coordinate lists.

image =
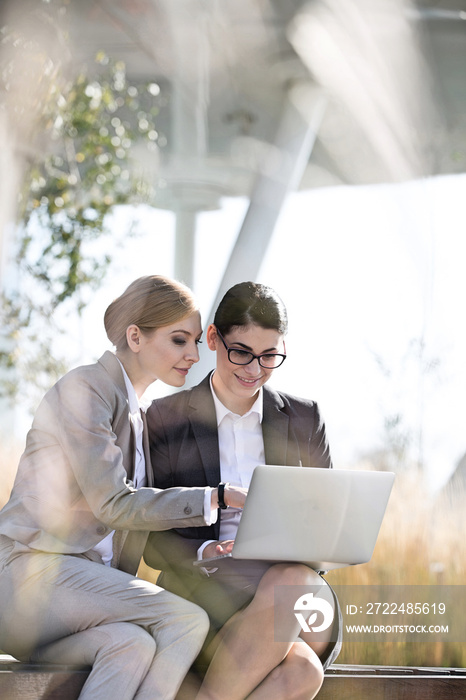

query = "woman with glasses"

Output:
[[144, 281, 342, 700]]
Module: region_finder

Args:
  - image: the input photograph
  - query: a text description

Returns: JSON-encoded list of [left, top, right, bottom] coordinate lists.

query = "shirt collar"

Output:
[[116, 357, 151, 414], [209, 372, 263, 426]]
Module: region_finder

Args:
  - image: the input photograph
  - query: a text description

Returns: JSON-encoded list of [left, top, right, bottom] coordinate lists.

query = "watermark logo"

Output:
[[294, 592, 335, 633]]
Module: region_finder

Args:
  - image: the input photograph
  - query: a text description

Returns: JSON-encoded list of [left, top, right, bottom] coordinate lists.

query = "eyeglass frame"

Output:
[[214, 327, 287, 368]]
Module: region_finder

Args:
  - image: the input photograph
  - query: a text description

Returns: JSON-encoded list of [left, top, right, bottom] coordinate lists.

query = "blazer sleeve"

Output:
[[40, 368, 208, 532]]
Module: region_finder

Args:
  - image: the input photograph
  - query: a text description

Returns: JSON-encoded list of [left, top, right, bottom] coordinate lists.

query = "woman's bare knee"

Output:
[[289, 644, 324, 697], [266, 644, 324, 700], [259, 563, 323, 590]]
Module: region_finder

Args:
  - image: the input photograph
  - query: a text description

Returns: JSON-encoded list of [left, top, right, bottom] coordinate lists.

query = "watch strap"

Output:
[[218, 482, 229, 509]]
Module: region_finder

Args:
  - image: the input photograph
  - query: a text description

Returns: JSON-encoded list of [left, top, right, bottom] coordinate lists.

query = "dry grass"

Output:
[[326, 467, 465, 668]]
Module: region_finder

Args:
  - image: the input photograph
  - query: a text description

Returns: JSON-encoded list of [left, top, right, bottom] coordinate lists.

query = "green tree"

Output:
[[0, 5, 161, 407]]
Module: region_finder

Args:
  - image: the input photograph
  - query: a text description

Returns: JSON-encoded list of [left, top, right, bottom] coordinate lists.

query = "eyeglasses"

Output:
[[215, 327, 287, 369]]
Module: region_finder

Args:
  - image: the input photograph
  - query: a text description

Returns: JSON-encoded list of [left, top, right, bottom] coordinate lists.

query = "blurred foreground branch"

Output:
[[0, 1, 160, 407]]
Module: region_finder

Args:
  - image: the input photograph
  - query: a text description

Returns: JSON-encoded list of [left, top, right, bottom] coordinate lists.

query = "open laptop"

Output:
[[194, 465, 395, 571]]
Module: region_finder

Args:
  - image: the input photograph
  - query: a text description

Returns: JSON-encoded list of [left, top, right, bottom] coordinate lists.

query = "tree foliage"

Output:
[[17, 52, 160, 307], [0, 3, 161, 406]]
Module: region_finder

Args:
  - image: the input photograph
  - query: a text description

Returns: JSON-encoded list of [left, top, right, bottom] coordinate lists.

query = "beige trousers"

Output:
[[0, 536, 209, 700]]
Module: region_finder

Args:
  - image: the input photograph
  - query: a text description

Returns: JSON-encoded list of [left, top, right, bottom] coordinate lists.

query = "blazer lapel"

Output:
[[188, 374, 221, 486], [262, 386, 303, 467], [119, 411, 152, 574], [141, 410, 154, 487], [262, 386, 288, 465], [98, 351, 134, 478]]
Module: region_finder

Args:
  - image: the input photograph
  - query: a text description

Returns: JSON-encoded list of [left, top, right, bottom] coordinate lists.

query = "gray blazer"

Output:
[[0, 351, 207, 573], [144, 373, 332, 577]]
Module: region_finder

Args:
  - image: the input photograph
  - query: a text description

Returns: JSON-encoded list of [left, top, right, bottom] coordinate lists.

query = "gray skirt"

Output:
[[182, 559, 343, 671]]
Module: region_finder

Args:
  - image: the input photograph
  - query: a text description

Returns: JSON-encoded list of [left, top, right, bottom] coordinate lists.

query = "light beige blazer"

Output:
[[0, 352, 207, 573]]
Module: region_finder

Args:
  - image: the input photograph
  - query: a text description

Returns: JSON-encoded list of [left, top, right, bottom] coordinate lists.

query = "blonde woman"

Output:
[[0, 275, 246, 700]]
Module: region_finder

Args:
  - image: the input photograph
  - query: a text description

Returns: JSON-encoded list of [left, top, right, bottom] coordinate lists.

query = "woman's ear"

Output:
[[126, 324, 141, 352], [206, 324, 218, 351]]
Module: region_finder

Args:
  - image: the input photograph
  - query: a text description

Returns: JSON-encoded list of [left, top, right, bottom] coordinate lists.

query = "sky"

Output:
[[54, 170, 466, 494]]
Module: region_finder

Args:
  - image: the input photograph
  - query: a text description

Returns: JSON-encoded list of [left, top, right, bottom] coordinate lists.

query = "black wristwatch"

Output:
[[217, 482, 229, 509]]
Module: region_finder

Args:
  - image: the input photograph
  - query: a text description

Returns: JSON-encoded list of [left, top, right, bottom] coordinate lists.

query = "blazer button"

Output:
[[96, 525, 106, 535], [183, 505, 192, 515]]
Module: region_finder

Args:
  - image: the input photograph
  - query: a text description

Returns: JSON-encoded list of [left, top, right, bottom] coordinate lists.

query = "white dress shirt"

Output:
[[92, 360, 150, 565], [197, 374, 265, 561]]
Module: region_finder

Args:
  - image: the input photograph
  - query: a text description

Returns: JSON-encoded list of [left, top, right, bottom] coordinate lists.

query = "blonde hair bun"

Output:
[[104, 275, 198, 351]]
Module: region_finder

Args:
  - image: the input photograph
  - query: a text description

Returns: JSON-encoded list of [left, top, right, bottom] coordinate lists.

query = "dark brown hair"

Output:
[[214, 282, 288, 336]]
